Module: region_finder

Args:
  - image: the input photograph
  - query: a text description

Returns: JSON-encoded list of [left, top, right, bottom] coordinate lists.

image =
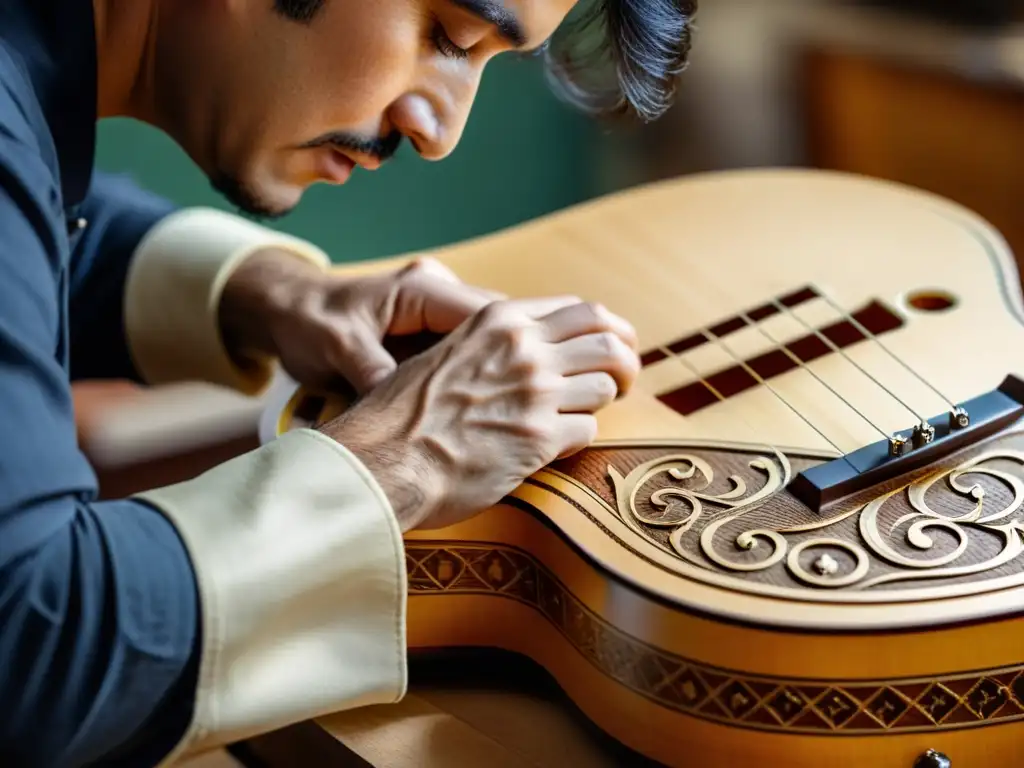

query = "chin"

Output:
[[209, 169, 304, 221]]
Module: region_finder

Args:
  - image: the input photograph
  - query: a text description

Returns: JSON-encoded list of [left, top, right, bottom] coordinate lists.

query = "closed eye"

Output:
[[431, 18, 470, 60]]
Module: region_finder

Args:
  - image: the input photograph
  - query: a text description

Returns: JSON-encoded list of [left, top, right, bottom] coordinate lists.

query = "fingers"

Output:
[[504, 295, 588, 320], [468, 296, 640, 402], [393, 258, 506, 335], [328, 321, 397, 395], [538, 300, 639, 354], [554, 413, 599, 460], [403, 256, 459, 283], [550, 332, 640, 395], [412, 258, 506, 303], [557, 372, 619, 413]]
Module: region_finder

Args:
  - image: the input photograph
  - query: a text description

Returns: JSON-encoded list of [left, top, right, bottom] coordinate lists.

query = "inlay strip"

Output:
[[655, 299, 904, 416], [408, 541, 1024, 735], [639, 286, 820, 367]]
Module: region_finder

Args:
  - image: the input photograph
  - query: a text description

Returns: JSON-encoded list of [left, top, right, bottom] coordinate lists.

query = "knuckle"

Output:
[[478, 299, 513, 327], [497, 322, 529, 353], [399, 256, 454, 287], [596, 373, 618, 400], [563, 419, 598, 457], [520, 417, 553, 444], [525, 370, 559, 400], [597, 331, 619, 356], [480, 304, 536, 348], [397, 259, 425, 280], [584, 301, 609, 322], [621, 345, 641, 375], [402, 256, 436, 274], [554, 416, 598, 460], [629, 353, 642, 379], [327, 326, 355, 357], [509, 346, 543, 381]]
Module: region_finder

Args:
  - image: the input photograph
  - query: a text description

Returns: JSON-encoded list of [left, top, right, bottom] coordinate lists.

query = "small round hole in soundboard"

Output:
[[904, 289, 958, 313]]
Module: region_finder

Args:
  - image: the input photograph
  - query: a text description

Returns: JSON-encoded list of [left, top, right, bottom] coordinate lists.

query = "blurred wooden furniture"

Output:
[[176, 748, 243, 768], [234, 651, 659, 768], [796, 5, 1024, 265]]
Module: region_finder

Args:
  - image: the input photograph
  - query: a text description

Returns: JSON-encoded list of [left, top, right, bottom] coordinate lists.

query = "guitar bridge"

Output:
[[790, 375, 1024, 512]]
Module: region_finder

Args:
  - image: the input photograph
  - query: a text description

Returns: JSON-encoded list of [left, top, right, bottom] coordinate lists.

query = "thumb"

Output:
[[333, 322, 397, 394]]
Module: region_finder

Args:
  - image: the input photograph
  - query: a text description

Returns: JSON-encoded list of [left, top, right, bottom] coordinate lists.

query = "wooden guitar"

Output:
[[259, 168, 1024, 767]]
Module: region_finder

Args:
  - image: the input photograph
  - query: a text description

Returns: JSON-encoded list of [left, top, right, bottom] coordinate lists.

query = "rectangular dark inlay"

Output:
[[656, 300, 904, 416], [639, 286, 819, 367]]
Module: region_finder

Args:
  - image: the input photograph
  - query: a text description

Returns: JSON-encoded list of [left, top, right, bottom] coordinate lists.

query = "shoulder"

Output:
[[0, 39, 62, 214], [0, 37, 53, 149], [0, 44, 66, 286]]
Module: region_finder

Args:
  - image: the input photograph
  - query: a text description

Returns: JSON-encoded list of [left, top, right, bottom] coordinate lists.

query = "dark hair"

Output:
[[273, 0, 697, 123]]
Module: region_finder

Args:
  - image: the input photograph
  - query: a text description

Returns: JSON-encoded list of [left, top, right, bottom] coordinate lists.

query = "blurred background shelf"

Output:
[[797, 2, 1024, 266], [606, 1, 1022, 257]]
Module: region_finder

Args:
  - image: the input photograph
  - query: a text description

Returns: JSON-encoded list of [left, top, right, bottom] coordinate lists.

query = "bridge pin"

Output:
[[888, 434, 910, 457], [948, 407, 970, 430], [912, 421, 936, 448]]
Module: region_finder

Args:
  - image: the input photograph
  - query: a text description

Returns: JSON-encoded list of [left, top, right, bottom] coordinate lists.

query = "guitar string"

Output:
[[656, 288, 963, 457], [811, 284, 958, 411], [652, 288, 956, 459], [732, 308, 892, 442], [658, 346, 802, 454], [768, 297, 928, 425], [694, 326, 850, 455]]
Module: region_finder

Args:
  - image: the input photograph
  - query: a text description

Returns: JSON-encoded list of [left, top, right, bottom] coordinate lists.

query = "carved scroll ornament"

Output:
[[542, 432, 1024, 601]]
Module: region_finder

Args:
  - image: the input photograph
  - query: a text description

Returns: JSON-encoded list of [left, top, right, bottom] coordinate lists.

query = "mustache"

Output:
[[300, 130, 403, 162]]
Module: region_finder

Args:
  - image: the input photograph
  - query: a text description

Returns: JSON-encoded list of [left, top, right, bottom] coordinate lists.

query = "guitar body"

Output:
[[262, 168, 1024, 767]]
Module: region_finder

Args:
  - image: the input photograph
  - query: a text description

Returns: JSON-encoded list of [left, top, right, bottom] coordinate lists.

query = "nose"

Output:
[[389, 93, 445, 160], [389, 89, 473, 161]]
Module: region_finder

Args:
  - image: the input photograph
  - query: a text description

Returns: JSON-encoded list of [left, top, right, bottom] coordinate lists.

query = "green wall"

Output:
[[96, 56, 601, 264]]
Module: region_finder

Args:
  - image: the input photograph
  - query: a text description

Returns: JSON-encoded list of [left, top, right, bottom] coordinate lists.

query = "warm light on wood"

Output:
[[262, 168, 1024, 767]]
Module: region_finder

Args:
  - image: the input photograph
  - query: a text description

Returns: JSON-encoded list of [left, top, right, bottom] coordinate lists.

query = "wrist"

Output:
[[219, 248, 326, 362], [317, 416, 442, 532]]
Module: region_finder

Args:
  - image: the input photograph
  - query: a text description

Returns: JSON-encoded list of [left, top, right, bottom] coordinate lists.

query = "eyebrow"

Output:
[[449, 0, 527, 48]]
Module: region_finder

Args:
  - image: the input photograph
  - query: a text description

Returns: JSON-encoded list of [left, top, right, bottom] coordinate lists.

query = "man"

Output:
[[0, 0, 696, 765]]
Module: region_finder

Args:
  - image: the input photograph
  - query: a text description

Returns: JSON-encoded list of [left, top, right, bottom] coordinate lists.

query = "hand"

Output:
[[219, 249, 501, 393], [316, 296, 641, 531]]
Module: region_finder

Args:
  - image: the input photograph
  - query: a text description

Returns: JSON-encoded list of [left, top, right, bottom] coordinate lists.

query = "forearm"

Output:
[[0, 431, 409, 767], [0, 495, 201, 767]]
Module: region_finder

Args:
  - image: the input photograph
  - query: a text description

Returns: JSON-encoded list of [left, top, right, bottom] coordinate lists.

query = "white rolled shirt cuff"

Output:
[[124, 207, 331, 395], [144, 428, 409, 762]]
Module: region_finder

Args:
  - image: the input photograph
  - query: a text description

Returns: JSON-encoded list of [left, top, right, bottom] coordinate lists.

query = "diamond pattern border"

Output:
[[407, 542, 1024, 735]]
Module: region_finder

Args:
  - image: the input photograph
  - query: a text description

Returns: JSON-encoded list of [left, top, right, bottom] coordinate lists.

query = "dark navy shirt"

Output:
[[0, 1, 202, 765]]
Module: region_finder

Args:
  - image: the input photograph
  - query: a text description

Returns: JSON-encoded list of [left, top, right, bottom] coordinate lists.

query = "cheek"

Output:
[[302, 10, 423, 126]]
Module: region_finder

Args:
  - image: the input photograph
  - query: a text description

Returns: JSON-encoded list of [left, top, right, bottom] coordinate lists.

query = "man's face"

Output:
[[152, 0, 578, 219]]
